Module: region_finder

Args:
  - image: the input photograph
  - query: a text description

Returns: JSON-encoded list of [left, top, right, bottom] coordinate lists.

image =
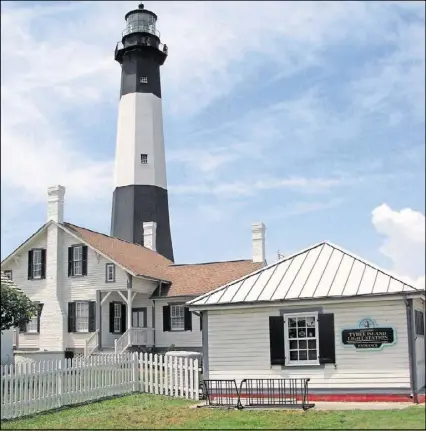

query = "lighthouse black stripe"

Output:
[[120, 50, 162, 99], [111, 185, 174, 262]]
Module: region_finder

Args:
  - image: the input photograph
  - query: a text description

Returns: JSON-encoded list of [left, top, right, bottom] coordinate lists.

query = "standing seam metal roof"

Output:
[[188, 241, 421, 306]]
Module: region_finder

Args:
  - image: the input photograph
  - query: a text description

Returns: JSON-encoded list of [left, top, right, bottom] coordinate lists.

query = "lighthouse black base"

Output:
[[111, 185, 174, 262]]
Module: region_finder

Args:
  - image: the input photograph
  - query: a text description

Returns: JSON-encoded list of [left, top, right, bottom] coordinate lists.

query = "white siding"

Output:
[[207, 299, 411, 390], [414, 299, 425, 390], [154, 299, 202, 349], [1, 233, 48, 350]]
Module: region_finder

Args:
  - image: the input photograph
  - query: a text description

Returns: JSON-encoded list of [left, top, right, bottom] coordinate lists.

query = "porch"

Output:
[[81, 287, 155, 357]]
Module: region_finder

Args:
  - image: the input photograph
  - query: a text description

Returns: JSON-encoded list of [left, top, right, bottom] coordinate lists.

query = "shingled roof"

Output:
[[61, 223, 263, 297]]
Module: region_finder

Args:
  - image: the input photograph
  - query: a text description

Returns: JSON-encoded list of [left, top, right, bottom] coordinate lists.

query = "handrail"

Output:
[[84, 329, 99, 357], [122, 24, 161, 38], [114, 328, 153, 354]]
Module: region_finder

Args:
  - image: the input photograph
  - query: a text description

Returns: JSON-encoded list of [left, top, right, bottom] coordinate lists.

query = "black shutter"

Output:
[[318, 313, 336, 364], [121, 303, 126, 333], [163, 306, 171, 332], [184, 307, 192, 331], [109, 302, 115, 333], [68, 302, 76, 333], [68, 247, 73, 277], [28, 250, 33, 280], [82, 246, 88, 276], [41, 249, 46, 279], [37, 303, 44, 333], [269, 316, 285, 365], [88, 301, 96, 332]]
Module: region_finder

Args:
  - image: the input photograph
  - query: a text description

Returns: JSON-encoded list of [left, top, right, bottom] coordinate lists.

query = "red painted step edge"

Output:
[[210, 394, 426, 403]]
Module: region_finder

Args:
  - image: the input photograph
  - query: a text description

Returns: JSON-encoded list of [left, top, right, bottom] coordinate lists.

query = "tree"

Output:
[[1, 281, 37, 333]]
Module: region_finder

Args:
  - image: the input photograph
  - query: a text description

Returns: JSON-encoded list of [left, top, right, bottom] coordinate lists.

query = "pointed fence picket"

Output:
[[1, 353, 200, 420]]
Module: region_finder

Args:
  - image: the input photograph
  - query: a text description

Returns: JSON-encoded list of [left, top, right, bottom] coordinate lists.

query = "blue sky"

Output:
[[1, 1, 425, 287]]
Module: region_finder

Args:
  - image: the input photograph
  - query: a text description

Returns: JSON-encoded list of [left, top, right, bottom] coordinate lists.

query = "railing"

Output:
[[84, 329, 99, 357], [203, 378, 314, 410], [115, 328, 153, 354]]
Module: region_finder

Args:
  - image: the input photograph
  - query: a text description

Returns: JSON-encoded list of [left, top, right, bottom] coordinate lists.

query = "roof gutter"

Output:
[[405, 296, 418, 404]]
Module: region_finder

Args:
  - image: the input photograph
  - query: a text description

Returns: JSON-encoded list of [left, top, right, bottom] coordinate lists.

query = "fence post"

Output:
[[194, 359, 199, 401], [57, 359, 63, 409], [132, 353, 138, 393]]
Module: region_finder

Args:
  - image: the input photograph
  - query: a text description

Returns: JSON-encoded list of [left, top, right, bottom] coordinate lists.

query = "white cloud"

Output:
[[372, 203, 425, 289]]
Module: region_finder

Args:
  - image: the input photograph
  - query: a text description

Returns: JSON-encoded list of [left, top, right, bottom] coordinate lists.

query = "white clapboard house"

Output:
[[1, 186, 263, 363], [189, 242, 426, 401]]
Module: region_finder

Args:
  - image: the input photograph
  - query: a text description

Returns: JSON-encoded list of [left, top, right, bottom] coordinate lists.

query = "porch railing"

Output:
[[115, 328, 153, 354], [84, 329, 99, 357]]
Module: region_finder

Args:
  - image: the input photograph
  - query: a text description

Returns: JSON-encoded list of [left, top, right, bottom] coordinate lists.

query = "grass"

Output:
[[1, 394, 425, 429]]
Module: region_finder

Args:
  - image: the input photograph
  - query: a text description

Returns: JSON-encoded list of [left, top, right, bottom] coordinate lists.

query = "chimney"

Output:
[[47, 185, 65, 223], [251, 222, 266, 263], [143, 222, 157, 252]]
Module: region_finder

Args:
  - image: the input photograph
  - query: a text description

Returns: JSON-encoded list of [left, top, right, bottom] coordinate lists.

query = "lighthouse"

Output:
[[111, 2, 174, 262]]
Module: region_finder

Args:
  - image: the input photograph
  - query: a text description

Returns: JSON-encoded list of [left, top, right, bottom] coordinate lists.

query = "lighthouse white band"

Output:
[[114, 92, 168, 190]]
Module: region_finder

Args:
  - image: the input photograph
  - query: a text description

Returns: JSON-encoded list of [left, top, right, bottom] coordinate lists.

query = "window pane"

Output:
[[170, 305, 184, 330], [308, 350, 317, 360], [27, 317, 38, 332], [33, 250, 42, 278], [298, 328, 307, 337], [297, 318, 306, 328], [306, 316, 315, 327], [289, 340, 297, 350], [76, 302, 89, 332], [289, 329, 297, 338], [307, 328, 316, 338], [299, 350, 307, 360], [308, 339, 316, 349], [288, 318, 297, 327], [299, 340, 307, 349], [289, 351, 298, 360]]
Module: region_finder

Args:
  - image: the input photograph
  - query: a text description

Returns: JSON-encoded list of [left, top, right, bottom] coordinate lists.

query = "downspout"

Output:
[[405, 297, 418, 404]]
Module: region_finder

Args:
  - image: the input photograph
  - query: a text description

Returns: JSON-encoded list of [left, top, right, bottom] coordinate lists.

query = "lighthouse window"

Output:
[[141, 154, 148, 164], [140, 76, 148, 84]]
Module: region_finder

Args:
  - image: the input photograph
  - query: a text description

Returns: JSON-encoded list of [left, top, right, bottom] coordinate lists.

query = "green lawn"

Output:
[[1, 394, 425, 429]]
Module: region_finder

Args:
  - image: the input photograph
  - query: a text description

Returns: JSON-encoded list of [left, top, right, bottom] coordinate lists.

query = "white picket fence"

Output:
[[1, 353, 200, 420]]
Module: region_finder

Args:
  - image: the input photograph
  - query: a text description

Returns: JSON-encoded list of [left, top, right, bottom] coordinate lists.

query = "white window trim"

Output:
[[72, 246, 83, 276], [75, 301, 89, 333], [170, 304, 185, 331], [114, 303, 122, 333], [26, 316, 38, 333], [284, 311, 320, 367], [106, 263, 115, 282], [32, 249, 42, 279]]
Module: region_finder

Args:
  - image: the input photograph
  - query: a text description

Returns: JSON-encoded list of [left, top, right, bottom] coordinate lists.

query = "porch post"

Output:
[[127, 274, 133, 346], [97, 290, 102, 350]]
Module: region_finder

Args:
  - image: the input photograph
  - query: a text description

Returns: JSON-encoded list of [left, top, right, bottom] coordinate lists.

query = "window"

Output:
[[415, 310, 425, 336], [140, 76, 148, 84], [114, 303, 122, 333], [33, 249, 43, 279], [132, 309, 146, 328], [141, 154, 148, 164], [3, 270, 12, 280], [26, 316, 38, 333], [284, 313, 319, 366], [75, 302, 89, 332], [73, 246, 83, 276], [106, 263, 115, 282], [170, 305, 185, 331]]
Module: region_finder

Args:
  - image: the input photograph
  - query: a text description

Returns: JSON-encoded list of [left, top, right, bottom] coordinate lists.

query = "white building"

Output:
[[189, 242, 426, 402], [1, 186, 264, 364]]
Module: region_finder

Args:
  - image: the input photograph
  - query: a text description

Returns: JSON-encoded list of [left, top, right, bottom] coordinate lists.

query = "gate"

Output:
[[203, 378, 314, 410]]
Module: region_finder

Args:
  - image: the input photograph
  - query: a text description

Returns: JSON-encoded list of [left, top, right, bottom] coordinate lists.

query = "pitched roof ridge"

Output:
[[188, 242, 326, 305], [324, 241, 419, 291], [63, 221, 173, 263], [169, 259, 255, 267]]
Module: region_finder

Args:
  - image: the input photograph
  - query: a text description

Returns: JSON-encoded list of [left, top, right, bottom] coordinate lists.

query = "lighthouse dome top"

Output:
[[123, 3, 159, 38]]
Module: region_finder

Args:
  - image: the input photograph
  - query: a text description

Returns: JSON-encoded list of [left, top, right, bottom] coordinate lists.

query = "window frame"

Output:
[[106, 263, 115, 283], [140, 153, 148, 165], [140, 76, 148, 84], [170, 304, 185, 331], [75, 301, 89, 333], [72, 245, 83, 277], [3, 270, 12, 280], [26, 316, 38, 333], [284, 311, 320, 367], [32, 249, 43, 279], [113, 303, 122, 333], [415, 309, 425, 336]]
